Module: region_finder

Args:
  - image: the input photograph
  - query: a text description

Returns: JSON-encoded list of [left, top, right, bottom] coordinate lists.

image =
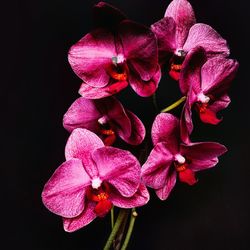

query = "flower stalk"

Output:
[[161, 96, 186, 113]]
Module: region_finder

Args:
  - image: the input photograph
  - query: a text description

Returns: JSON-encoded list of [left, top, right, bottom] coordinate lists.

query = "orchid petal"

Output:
[[201, 57, 239, 95], [65, 129, 103, 177], [180, 142, 227, 161], [42, 159, 91, 218], [93, 2, 126, 28], [119, 20, 158, 81], [110, 184, 149, 208], [183, 23, 230, 56], [165, 0, 196, 48], [63, 201, 97, 232], [155, 171, 177, 200], [141, 142, 174, 189], [120, 110, 145, 145], [179, 46, 207, 95], [91, 147, 141, 197], [151, 17, 176, 55], [152, 113, 179, 153], [190, 158, 219, 172], [68, 29, 116, 87], [63, 98, 101, 133], [128, 65, 161, 97], [79, 81, 128, 99], [209, 95, 231, 113]]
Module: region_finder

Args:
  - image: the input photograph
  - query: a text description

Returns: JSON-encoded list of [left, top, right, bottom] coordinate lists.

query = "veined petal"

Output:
[[179, 46, 207, 95], [128, 65, 161, 97], [183, 23, 230, 56], [63, 201, 97, 232], [190, 158, 219, 172], [110, 184, 149, 208], [201, 57, 239, 95], [91, 147, 141, 197], [65, 129, 104, 178], [180, 142, 227, 161], [120, 110, 145, 145], [42, 159, 91, 218], [141, 142, 174, 190], [155, 171, 177, 200], [151, 16, 176, 54], [68, 29, 116, 87], [119, 20, 158, 81], [79, 81, 128, 99], [63, 97, 101, 133], [97, 97, 131, 139], [152, 113, 179, 153], [209, 95, 231, 113], [165, 0, 196, 48]]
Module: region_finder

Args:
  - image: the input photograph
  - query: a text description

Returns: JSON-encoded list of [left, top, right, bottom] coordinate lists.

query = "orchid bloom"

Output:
[[68, 2, 160, 98], [141, 113, 227, 200], [63, 96, 145, 146], [179, 47, 239, 143], [151, 0, 229, 80], [42, 128, 149, 232]]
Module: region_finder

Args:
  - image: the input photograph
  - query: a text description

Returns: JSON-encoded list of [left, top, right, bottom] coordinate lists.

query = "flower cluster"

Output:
[[42, 0, 238, 248]]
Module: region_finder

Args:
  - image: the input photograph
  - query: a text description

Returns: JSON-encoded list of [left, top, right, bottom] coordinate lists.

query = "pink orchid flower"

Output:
[[179, 47, 239, 143], [42, 128, 149, 232], [68, 2, 160, 98], [141, 113, 227, 200], [151, 0, 229, 80], [63, 96, 145, 146]]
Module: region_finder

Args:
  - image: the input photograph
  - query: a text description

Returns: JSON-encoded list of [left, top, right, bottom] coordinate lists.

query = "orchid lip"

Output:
[[197, 93, 210, 103], [92, 177, 102, 189]]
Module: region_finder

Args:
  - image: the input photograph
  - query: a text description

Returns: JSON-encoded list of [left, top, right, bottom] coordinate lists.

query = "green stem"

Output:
[[104, 209, 129, 250], [120, 208, 138, 250], [161, 96, 186, 113], [111, 207, 114, 229]]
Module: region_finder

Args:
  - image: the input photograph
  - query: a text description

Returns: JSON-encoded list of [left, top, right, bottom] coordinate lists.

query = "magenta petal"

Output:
[[68, 29, 116, 87], [110, 184, 149, 208], [42, 159, 91, 218], [79, 81, 128, 99], [99, 97, 131, 139], [180, 142, 227, 161], [63, 201, 97, 232], [201, 57, 239, 95], [63, 98, 101, 133], [141, 142, 174, 189], [151, 113, 179, 153], [183, 23, 230, 56], [190, 158, 219, 172], [155, 170, 177, 200], [120, 110, 145, 145], [119, 20, 158, 81], [179, 46, 207, 95], [209, 95, 231, 113], [165, 0, 196, 48], [65, 129, 103, 177], [91, 147, 141, 197], [180, 90, 195, 144], [151, 17, 176, 54], [93, 2, 126, 28], [129, 66, 161, 97]]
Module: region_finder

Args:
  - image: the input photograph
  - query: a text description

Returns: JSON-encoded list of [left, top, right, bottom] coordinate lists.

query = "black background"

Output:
[[4, 0, 250, 249]]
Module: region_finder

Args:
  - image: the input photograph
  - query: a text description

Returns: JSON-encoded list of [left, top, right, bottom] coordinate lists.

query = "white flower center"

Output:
[[92, 177, 102, 189], [112, 54, 125, 65], [98, 116, 108, 125], [174, 154, 186, 164], [197, 93, 210, 104], [175, 49, 186, 57]]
